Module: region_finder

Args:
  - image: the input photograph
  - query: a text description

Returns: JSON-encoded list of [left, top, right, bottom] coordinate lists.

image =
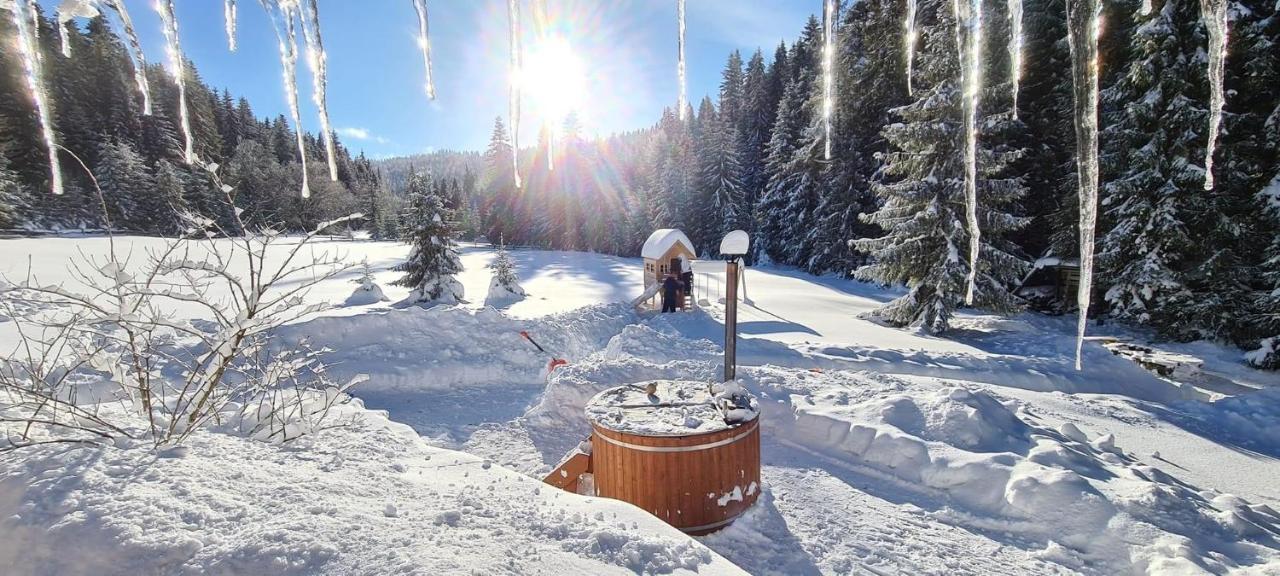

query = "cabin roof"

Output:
[[641, 229, 697, 260]]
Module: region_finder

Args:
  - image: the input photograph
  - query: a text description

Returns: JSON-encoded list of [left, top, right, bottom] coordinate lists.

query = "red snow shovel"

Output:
[[520, 331, 569, 375]]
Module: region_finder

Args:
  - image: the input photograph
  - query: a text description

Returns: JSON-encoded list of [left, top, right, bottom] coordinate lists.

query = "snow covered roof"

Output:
[[641, 229, 697, 260]]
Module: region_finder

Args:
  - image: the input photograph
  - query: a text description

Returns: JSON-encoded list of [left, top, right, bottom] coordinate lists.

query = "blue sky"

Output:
[[48, 1, 816, 158]]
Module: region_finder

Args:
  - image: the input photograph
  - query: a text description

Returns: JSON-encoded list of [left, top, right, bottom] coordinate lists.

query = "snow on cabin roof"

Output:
[[641, 229, 697, 260]]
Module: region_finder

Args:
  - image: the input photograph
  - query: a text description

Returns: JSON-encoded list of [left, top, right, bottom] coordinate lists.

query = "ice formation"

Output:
[[298, 0, 338, 181], [56, 0, 98, 57], [677, 0, 687, 121], [954, 0, 984, 305], [904, 0, 918, 95], [822, 0, 836, 160], [155, 0, 196, 164], [1008, 0, 1023, 118], [224, 0, 237, 51], [411, 0, 436, 101], [262, 0, 310, 197], [1200, 0, 1229, 191], [508, 0, 523, 188], [8, 0, 63, 195], [107, 0, 152, 116], [1065, 0, 1103, 370]]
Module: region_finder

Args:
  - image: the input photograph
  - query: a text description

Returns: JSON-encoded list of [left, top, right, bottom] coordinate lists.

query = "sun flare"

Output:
[[519, 35, 587, 131]]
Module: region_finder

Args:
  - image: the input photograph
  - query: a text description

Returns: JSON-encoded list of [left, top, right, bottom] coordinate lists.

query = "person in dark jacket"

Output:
[[661, 273, 680, 313]]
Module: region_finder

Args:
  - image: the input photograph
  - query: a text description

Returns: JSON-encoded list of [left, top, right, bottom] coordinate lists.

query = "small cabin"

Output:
[[641, 229, 697, 288], [1017, 257, 1081, 313]]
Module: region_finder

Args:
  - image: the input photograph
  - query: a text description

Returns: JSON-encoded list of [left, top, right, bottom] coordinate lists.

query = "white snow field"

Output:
[[3, 236, 1280, 575]]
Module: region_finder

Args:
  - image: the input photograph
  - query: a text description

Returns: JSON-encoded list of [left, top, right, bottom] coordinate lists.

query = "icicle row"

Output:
[[106, 0, 153, 115], [411, 0, 436, 100], [299, 0, 338, 181], [955, 0, 984, 305], [508, 0, 523, 188], [677, 0, 687, 120], [1066, 0, 1102, 371], [10, 0, 63, 195], [905, 0, 917, 96], [822, 0, 836, 160], [1008, 0, 1023, 119], [225, 0, 237, 51], [155, 0, 196, 164], [1200, 0, 1228, 191]]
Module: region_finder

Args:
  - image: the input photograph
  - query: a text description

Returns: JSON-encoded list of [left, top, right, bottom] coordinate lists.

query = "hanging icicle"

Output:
[[1065, 0, 1102, 370], [261, 0, 311, 197], [155, 0, 196, 164], [904, 0, 918, 96], [533, 0, 553, 172], [411, 0, 436, 100], [1200, 0, 1228, 191], [1008, 0, 1023, 119], [954, 0, 984, 305], [822, 0, 836, 160], [225, 0, 238, 51], [9, 0, 63, 195], [299, 0, 338, 181], [508, 0, 523, 188], [677, 0, 687, 120], [106, 0, 153, 115], [55, 0, 100, 58]]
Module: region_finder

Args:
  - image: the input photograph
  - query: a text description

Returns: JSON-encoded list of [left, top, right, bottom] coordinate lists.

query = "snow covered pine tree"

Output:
[[394, 173, 465, 305], [486, 236, 526, 304], [854, 0, 1029, 332]]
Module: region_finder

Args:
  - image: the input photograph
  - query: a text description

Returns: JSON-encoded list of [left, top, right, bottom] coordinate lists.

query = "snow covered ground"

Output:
[[3, 236, 1280, 575]]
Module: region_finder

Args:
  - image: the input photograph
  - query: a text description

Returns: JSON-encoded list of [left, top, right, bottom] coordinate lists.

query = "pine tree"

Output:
[[487, 237, 526, 301], [481, 117, 518, 244], [147, 160, 189, 233], [394, 173, 464, 304], [695, 100, 744, 251], [0, 152, 27, 229], [853, 0, 1028, 332], [1097, 0, 1210, 335], [94, 140, 154, 230]]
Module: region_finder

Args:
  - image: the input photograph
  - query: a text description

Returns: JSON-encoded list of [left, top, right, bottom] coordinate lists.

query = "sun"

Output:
[[519, 35, 587, 130]]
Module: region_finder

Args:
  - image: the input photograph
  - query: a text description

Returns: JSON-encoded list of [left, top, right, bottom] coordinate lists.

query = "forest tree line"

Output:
[[0, 2, 1278, 366]]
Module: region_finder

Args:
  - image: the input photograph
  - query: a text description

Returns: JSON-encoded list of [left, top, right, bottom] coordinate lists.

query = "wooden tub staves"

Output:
[[546, 380, 761, 535]]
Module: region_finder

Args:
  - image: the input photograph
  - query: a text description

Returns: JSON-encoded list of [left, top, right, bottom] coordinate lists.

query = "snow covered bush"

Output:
[[0, 163, 366, 450], [394, 173, 464, 305], [345, 260, 389, 306], [485, 238, 525, 305]]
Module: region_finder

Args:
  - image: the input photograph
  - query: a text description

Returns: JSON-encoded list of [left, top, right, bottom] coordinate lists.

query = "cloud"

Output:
[[335, 127, 390, 145]]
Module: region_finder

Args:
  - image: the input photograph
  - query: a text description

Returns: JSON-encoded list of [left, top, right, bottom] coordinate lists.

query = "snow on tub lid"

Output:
[[641, 229, 697, 260], [585, 380, 758, 437]]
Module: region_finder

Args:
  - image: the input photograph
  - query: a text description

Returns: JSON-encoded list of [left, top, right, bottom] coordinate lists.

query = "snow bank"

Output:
[[343, 281, 388, 306], [746, 367, 1280, 573], [0, 401, 744, 576]]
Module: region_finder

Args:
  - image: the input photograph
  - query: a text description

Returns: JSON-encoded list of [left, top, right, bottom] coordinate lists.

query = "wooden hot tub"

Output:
[[584, 380, 760, 535]]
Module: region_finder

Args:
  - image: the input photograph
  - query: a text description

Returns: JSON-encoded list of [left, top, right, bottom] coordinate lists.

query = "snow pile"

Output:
[[1171, 387, 1280, 456], [586, 380, 755, 435], [747, 367, 1280, 573], [344, 281, 388, 306], [0, 401, 744, 576]]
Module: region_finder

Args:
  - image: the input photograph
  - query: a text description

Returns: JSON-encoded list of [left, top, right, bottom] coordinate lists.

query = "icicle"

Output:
[[534, 0, 553, 172], [410, 0, 436, 100], [299, 0, 338, 181], [1066, 0, 1102, 370], [822, 0, 836, 160], [905, 0, 917, 96], [102, 0, 153, 115], [262, 1, 311, 197], [508, 0, 522, 188], [954, 0, 984, 305], [677, 0, 687, 120], [155, 0, 196, 164], [9, 0, 63, 195], [1008, 0, 1023, 119], [56, 0, 100, 58], [1200, 0, 1228, 191], [225, 0, 237, 51]]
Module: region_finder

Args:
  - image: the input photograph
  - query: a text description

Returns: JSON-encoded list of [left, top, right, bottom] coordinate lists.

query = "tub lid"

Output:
[[585, 380, 758, 437]]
